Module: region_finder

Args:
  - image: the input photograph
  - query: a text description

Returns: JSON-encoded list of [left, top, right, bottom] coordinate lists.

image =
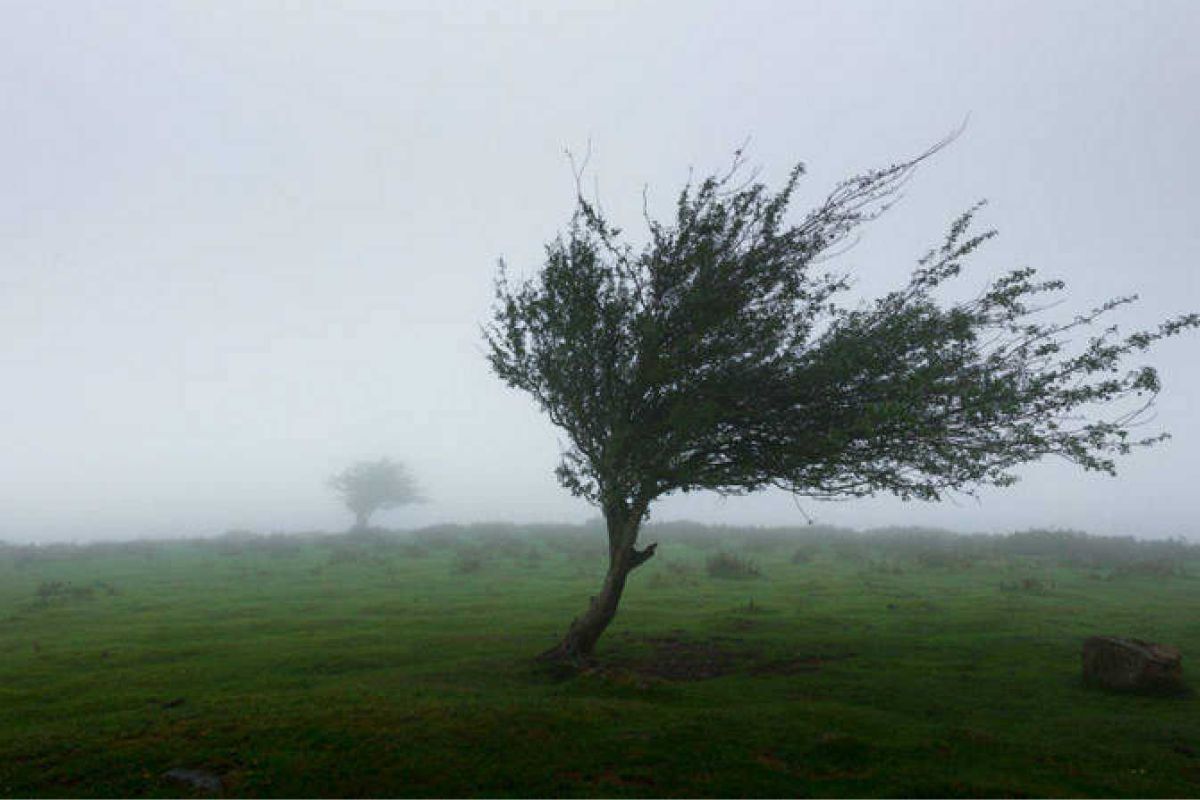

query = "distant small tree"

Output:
[[328, 458, 422, 531], [485, 140, 1199, 665]]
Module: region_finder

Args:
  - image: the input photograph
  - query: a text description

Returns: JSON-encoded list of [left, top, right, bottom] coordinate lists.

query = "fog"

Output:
[[2, 1, 1197, 543]]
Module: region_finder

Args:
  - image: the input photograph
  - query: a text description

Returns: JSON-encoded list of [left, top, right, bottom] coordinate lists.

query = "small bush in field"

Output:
[[664, 559, 697, 577], [34, 581, 95, 604], [739, 597, 769, 614], [791, 544, 820, 564], [1000, 576, 1054, 593], [395, 542, 430, 559], [1111, 559, 1187, 579], [869, 559, 906, 576], [326, 546, 387, 568], [413, 525, 465, 550], [706, 552, 762, 580], [916, 551, 976, 570], [452, 548, 485, 575], [259, 535, 303, 559], [649, 559, 699, 588]]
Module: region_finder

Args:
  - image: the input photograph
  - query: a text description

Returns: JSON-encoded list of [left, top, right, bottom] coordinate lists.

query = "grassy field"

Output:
[[1, 523, 1198, 798]]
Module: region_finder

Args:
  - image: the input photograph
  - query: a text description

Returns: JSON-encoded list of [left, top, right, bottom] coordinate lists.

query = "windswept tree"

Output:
[[328, 458, 422, 531], [485, 140, 1198, 665]]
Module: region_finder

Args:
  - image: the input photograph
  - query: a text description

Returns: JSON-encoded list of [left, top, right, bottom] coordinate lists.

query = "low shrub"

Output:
[[740, 597, 768, 614], [999, 576, 1054, 593], [649, 559, 699, 588], [34, 581, 96, 604], [1110, 559, 1187, 579], [706, 552, 762, 580], [452, 550, 485, 575], [326, 547, 388, 568], [916, 551, 977, 570], [413, 525, 466, 550], [790, 544, 820, 564], [868, 559, 906, 576]]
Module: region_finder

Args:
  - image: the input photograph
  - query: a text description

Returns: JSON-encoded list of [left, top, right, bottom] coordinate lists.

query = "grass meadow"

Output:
[[1, 523, 1198, 797]]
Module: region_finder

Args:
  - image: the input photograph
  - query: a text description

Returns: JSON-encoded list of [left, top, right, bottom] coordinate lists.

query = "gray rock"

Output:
[[162, 768, 222, 794], [1082, 636, 1184, 694]]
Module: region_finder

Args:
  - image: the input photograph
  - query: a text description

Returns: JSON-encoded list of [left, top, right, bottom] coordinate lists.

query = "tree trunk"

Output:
[[539, 501, 656, 666], [352, 509, 370, 533]]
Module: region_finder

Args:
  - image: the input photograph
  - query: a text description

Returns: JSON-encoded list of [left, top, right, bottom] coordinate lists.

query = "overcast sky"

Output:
[[2, 0, 1197, 542]]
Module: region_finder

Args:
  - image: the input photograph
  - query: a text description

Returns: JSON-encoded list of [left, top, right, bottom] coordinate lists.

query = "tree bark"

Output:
[[539, 500, 656, 666]]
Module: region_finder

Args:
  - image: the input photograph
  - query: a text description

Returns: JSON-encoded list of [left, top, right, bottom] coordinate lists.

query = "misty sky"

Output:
[[2, 1, 1197, 542]]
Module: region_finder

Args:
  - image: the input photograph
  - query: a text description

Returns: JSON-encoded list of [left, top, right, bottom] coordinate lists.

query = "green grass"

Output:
[[1, 526, 1198, 797]]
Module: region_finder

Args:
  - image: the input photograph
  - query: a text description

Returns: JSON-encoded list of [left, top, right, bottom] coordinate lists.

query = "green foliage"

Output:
[[4, 523, 1191, 576], [1000, 528, 1195, 569], [485, 142, 1198, 517]]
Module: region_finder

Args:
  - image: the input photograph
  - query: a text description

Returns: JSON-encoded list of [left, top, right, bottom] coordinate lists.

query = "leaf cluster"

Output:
[[485, 144, 1198, 514]]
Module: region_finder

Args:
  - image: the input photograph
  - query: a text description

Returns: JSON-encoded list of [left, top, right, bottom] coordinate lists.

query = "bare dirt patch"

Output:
[[602, 631, 854, 681], [627, 634, 748, 680]]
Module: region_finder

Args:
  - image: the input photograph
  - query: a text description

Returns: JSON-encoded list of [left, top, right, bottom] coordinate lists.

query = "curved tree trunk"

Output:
[[539, 501, 656, 666]]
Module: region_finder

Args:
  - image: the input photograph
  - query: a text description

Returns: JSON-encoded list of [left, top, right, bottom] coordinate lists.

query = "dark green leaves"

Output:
[[485, 146, 1198, 514]]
